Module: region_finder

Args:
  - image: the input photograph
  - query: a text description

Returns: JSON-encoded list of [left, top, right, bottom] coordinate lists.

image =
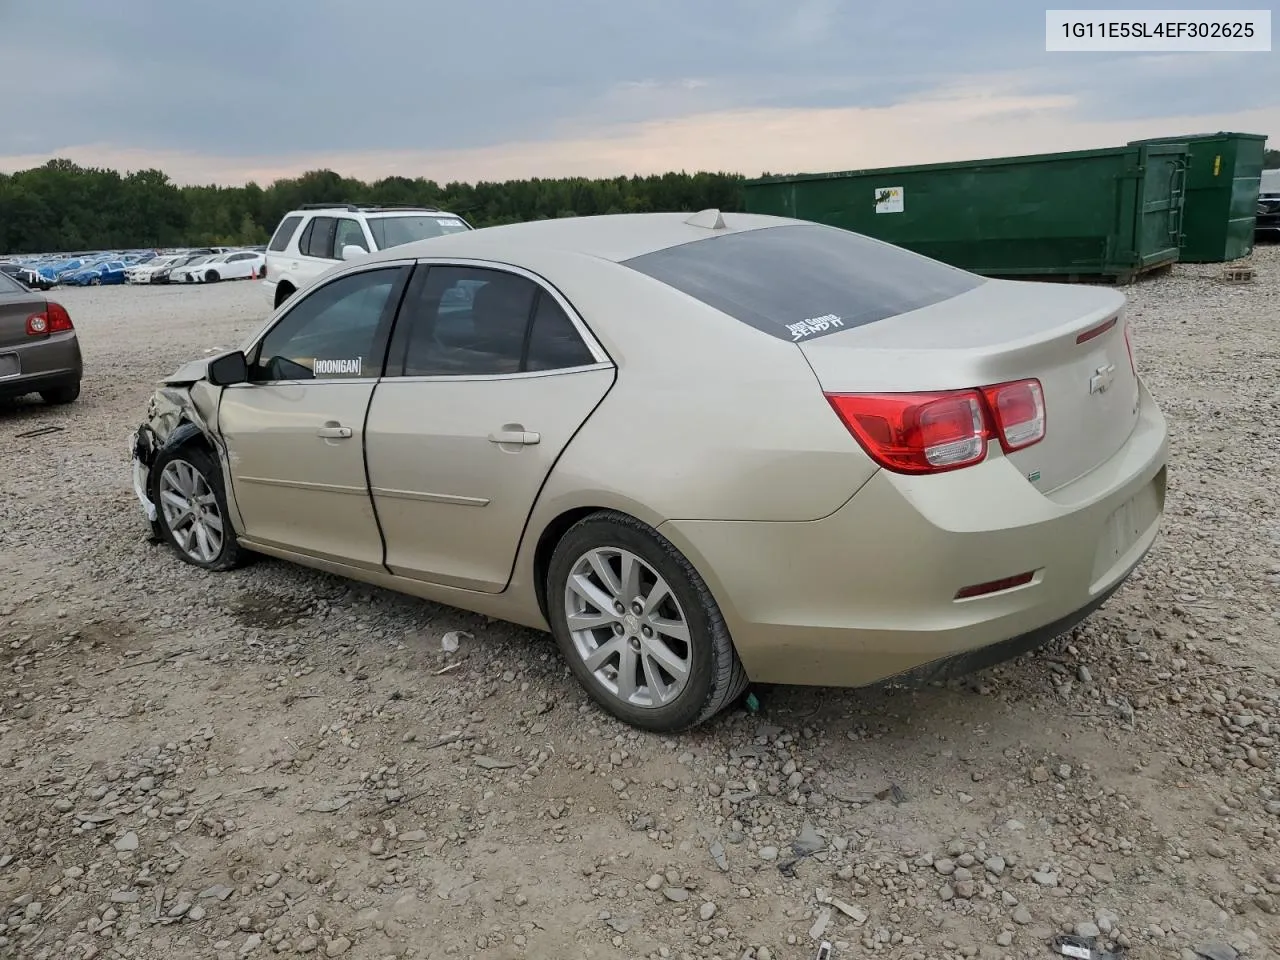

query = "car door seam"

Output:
[[364, 263, 420, 576], [498, 363, 620, 593]]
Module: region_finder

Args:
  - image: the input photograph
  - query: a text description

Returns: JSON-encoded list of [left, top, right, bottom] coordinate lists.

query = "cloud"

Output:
[[3, 89, 1273, 187], [0, 0, 1274, 184]]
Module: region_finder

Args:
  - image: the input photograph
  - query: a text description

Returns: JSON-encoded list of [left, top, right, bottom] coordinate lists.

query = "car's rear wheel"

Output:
[[546, 511, 748, 732], [40, 380, 80, 405], [153, 444, 245, 572], [89, 278, 101, 286]]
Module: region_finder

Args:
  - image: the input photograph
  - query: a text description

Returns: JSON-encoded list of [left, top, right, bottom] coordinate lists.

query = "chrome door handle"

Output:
[[317, 425, 352, 439], [488, 427, 540, 445]]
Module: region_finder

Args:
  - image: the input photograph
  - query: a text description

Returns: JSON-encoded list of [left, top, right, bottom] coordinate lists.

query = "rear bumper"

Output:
[[659, 379, 1169, 688], [0, 333, 82, 399]]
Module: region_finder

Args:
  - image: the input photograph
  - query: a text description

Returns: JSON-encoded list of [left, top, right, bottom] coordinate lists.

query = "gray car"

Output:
[[0, 270, 82, 404]]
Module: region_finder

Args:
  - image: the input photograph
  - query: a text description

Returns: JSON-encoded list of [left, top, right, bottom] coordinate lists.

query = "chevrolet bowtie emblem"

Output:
[[1089, 362, 1116, 395]]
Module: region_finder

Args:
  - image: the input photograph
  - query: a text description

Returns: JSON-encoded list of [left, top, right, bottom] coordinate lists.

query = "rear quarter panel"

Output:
[[515, 251, 878, 527]]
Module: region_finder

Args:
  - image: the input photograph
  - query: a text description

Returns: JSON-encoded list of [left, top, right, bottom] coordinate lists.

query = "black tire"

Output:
[[40, 380, 80, 405], [151, 442, 246, 572], [205, 270, 220, 283], [546, 510, 748, 732], [274, 283, 295, 309]]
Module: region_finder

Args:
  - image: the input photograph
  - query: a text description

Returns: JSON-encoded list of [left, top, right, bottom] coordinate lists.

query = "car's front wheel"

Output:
[[205, 270, 220, 283], [153, 444, 245, 571], [546, 511, 748, 732]]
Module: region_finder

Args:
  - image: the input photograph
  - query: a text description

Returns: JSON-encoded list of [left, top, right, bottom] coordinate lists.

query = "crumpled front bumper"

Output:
[[131, 424, 160, 526]]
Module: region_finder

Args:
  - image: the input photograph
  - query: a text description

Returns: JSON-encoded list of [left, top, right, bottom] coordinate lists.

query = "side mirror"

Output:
[[341, 244, 368, 261], [207, 350, 248, 387]]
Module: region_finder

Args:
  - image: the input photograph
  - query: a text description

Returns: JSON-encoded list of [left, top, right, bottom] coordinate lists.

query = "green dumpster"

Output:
[[742, 143, 1188, 283], [1128, 132, 1266, 262]]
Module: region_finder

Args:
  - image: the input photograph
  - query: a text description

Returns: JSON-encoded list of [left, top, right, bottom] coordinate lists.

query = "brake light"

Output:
[[825, 391, 991, 474], [826, 378, 1045, 474], [982, 379, 1045, 453], [25, 302, 74, 337]]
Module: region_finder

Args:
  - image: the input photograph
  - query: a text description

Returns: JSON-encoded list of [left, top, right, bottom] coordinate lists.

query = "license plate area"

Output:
[[1090, 478, 1161, 586], [0, 352, 19, 379]]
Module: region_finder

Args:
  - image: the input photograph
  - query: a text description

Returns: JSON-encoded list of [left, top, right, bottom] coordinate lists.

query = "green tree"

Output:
[[0, 156, 750, 254]]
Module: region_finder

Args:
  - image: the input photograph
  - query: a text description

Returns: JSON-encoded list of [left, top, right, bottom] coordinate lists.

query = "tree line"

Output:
[[3, 147, 1276, 255], [0, 159, 747, 255]]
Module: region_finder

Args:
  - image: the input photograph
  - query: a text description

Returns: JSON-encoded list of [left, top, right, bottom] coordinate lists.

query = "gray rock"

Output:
[[758, 846, 779, 862], [1075, 922, 1101, 938], [325, 937, 351, 957], [1032, 871, 1058, 887], [644, 874, 664, 891], [699, 901, 717, 921], [113, 832, 139, 853], [984, 856, 1006, 876], [1013, 907, 1033, 925], [935, 858, 957, 876], [1193, 942, 1239, 960], [793, 822, 825, 855], [662, 887, 689, 903]]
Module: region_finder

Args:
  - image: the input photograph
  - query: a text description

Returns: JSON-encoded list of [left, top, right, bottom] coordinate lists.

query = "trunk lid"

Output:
[[0, 289, 44, 350], [799, 278, 1140, 492]]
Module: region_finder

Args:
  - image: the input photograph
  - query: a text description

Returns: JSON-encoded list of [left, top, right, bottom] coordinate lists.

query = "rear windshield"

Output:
[[0, 271, 25, 294], [623, 223, 984, 342], [367, 215, 471, 250]]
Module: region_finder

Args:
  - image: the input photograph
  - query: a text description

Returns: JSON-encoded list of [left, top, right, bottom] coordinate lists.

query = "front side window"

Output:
[[333, 218, 367, 254], [250, 267, 403, 382], [268, 215, 303, 252], [623, 223, 985, 343]]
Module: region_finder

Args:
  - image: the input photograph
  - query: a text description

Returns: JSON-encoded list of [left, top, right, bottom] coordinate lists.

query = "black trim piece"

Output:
[[877, 554, 1149, 689], [517, 289, 540, 372], [385, 264, 432, 378]]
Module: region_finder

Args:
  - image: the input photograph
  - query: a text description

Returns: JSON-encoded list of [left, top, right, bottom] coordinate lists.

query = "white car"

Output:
[[168, 255, 218, 284], [262, 204, 471, 309], [182, 251, 266, 284], [126, 255, 186, 284]]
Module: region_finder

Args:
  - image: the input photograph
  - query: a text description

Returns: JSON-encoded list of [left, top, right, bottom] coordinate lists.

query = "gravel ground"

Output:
[[1, 256, 1278, 960]]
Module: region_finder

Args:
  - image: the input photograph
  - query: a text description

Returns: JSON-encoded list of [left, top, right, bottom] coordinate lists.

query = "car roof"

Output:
[[357, 211, 803, 267]]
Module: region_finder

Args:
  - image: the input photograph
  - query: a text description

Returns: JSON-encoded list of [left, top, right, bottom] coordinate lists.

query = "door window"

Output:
[[301, 217, 337, 259], [333, 218, 368, 254], [250, 267, 403, 382], [394, 266, 596, 377]]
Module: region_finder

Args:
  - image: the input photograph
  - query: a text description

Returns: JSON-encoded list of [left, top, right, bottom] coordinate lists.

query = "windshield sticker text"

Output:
[[314, 357, 362, 376], [786, 314, 845, 341]]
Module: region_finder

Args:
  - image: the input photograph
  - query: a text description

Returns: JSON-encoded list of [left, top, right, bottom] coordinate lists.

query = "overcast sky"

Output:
[[0, 1, 1275, 185]]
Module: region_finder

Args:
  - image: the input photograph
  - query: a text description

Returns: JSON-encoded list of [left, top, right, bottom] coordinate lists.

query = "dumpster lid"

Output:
[[1129, 131, 1268, 145], [743, 142, 1186, 187]]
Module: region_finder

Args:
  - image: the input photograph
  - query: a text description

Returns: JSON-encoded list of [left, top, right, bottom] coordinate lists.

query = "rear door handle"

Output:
[[488, 427, 540, 446], [317, 425, 352, 439]]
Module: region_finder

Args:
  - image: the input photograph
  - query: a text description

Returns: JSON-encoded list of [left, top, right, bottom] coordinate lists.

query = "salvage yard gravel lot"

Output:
[[1, 253, 1278, 960]]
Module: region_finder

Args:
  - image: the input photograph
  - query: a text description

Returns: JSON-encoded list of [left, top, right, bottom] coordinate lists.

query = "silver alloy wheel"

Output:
[[564, 547, 692, 708], [158, 459, 224, 564]]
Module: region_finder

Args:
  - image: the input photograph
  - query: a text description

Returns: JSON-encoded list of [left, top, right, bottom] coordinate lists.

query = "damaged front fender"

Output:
[[130, 357, 229, 533]]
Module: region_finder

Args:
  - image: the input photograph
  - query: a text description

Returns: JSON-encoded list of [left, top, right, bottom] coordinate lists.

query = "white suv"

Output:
[[261, 204, 472, 308]]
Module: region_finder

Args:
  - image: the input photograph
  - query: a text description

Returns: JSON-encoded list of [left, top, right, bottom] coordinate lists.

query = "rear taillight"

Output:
[[982, 379, 1046, 453], [25, 302, 74, 337], [826, 377, 1045, 475], [825, 390, 991, 474]]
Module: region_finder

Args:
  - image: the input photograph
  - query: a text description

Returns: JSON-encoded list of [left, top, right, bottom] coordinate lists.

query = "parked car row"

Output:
[[0, 245, 268, 290]]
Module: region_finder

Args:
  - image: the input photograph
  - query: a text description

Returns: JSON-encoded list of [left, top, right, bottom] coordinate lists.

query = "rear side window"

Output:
[[301, 217, 337, 259], [623, 224, 985, 343], [268, 215, 303, 253]]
